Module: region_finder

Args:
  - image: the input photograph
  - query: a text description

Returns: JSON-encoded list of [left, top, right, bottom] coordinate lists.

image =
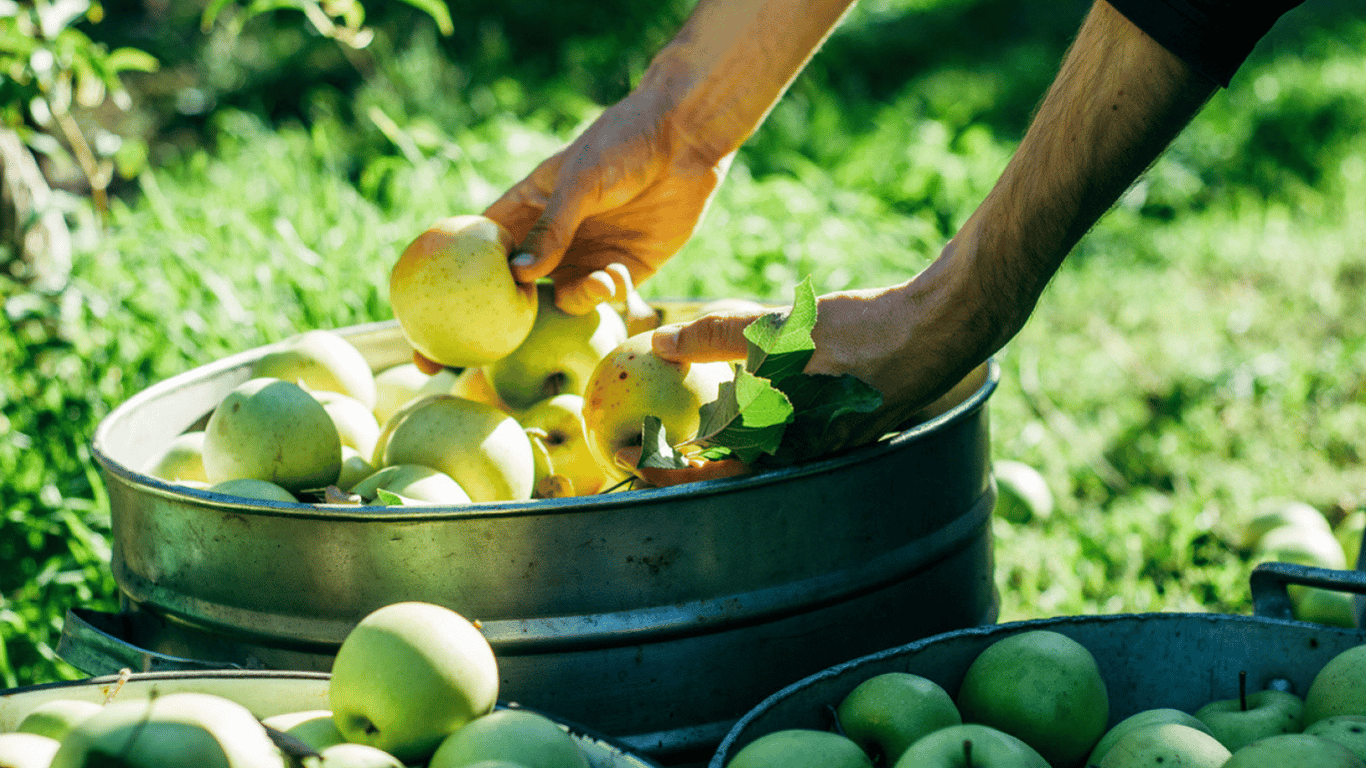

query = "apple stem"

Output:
[[1239, 669, 1248, 711], [963, 738, 974, 768]]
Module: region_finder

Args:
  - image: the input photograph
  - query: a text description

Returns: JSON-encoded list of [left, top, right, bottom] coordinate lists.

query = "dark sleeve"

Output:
[[1106, 0, 1307, 87]]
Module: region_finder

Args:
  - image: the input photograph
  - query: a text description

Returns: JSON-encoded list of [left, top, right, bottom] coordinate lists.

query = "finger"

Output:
[[553, 270, 618, 316], [412, 351, 446, 376], [651, 312, 762, 363]]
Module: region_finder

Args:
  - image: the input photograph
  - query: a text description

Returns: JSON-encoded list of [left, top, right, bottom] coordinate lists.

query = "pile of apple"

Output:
[[0, 601, 597, 768], [145, 214, 738, 506], [727, 628, 1366, 768]]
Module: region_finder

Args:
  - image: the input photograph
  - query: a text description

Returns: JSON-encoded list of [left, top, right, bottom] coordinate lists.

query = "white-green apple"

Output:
[[148, 431, 209, 484], [1256, 523, 1348, 570], [1195, 687, 1304, 752], [581, 331, 734, 482], [207, 478, 299, 503], [1307, 715, 1366, 761], [251, 329, 377, 410], [955, 629, 1108, 768], [428, 709, 589, 768], [1305, 644, 1366, 727], [486, 282, 629, 412], [1223, 733, 1366, 767], [520, 394, 612, 495], [350, 464, 471, 506], [328, 601, 498, 763], [16, 698, 103, 740], [1238, 497, 1332, 549], [1086, 708, 1214, 766], [336, 446, 376, 492], [260, 709, 345, 752], [389, 215, 538, 368], [380, 395, 534, 502], [893, 723, 1050, 768], [1098, 723, 1231, 768], [1337, 510, 1365, 569], [203, 377, 342, 492], [992, 460, 1053, 524], [1294, 587, 1359, 628], [727, 729, 873, 768], [315, 743, 404, 768], [313, 390, 382, 461], [835, 672, 961, 765], [372, 364, 452, 428], [49, 692, 286, 768], [0, 732, 60, 768]]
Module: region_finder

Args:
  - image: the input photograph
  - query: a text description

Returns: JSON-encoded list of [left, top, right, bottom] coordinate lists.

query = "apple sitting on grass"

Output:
[[726, 729, 873, 768], [328, 601, 498, 764], [389, 215, 538, 369], [893, 723, 1049, 768], [1097, 722, 1232, 768], [992, 460, 1054, 524], [835, 672, 961, 765], [202, 377, 342, 493], [1222, 733, 1366, 767], [428, 709, 589, 768], [581, 331, 734, 483], [954, 629, 1108, 768], [1194, 673, 1304, 752]]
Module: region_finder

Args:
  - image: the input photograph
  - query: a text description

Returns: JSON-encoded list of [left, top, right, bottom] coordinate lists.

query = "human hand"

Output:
[[483, 87, 733, 317]]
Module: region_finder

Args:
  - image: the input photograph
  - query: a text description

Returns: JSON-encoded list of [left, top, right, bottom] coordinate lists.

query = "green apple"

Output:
[[1195, 687, 1304, 752], [207, 478, 299, 503], [428, 709, 589, 768], [314, 390, 382, 461], [992, 460, 1053, 524], [49, 692, 286, 768], [260, 709, 345, 752], [1240, 498, 1334, 549], [1223, 733, 1366, 767], [328, 601, 498, 763], [203, 377, 342, 492], [520, 394, 612, 496], [1086, 708, 1214, 766], [1305, 644, 1366, 727], [835, 672, 961, 765], [350, 464, 471, 506], [316, 743, 404, 768], [727, 729, 873, 768], [581, 331, 734, 482], [337, 446, 376, 492], [251, 329, 377, 410], [1097, 722, 1232, 768], [1256, 523, 1348, 570], [1294, 587, 1358, 628], [1307, 715, 1366, 761], [390, 215, 538, 368], [893, 723, 1049, 768], [955, 629, 1108, 768], [0, 732, 60, 768], [449, 367, 514, 413], [486, 282, 629, 412], [16, 698, 103, 740], [380, 395, 534, 502], [372, 363, 452, 428], [148, 430, 209, 484]]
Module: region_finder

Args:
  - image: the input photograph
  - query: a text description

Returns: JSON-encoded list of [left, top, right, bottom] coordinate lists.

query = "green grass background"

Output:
[[3, 0, 1366, 688]]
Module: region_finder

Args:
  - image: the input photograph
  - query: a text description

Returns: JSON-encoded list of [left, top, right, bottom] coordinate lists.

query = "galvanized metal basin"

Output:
[[74, 316, 1002, 764]]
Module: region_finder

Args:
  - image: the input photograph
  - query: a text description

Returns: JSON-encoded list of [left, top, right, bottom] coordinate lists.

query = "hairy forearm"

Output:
[[643, 0, 858, 163]]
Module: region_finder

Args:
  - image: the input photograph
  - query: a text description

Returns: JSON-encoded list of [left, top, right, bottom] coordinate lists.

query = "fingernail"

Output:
[[510, 252, 535, 268]]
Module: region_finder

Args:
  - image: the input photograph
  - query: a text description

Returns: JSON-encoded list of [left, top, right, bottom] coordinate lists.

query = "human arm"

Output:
[[482, 0, 859, 314]]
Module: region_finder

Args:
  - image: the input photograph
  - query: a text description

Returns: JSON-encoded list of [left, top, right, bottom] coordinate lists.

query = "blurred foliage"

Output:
[[3, 0, 1366, 689]]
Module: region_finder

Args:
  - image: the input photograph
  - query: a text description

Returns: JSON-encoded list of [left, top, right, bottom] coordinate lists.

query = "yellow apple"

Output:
[[202, 377, 342, 493], [147, 431, 208, 484], [486, 282, 629, 412], [389, 215, 538, 368], [380, 395, 534, 502], [520, 394, 612, 495], [251, 329, 377, 411], [329, 602, 498, 764], [581, 332, 734, 482]]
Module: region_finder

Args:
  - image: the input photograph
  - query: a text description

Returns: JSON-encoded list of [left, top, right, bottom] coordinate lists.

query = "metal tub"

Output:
[[0, 669, 660, 768], [709, 562, 1366, 767], [66, 316, 1002, 765]]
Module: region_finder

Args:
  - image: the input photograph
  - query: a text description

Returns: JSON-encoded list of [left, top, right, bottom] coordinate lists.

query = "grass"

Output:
[[3, 0, 1366, 688]]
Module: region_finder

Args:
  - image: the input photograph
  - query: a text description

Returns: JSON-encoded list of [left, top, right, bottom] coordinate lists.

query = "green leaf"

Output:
[[691, 365, 794, 464], [200, 0, 237, 30], [769, 373, 884, 464], [743, 275, 817, 384], [637, 416, 691, 470], [375, 489, 405, 506], [396, 0, 454, 35], [104, 47, 159, 74]]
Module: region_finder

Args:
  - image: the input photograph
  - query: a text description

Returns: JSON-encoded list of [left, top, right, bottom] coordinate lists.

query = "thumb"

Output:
[[651, 311, 763, 363]]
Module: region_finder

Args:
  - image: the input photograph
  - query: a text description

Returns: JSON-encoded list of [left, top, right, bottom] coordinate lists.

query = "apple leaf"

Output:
[[768, 372, 884, 464], [690, 365, 794, 464], [743, 276, 817, 384], [375, 489, 405, 506], [636, 416, 693, 470]]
